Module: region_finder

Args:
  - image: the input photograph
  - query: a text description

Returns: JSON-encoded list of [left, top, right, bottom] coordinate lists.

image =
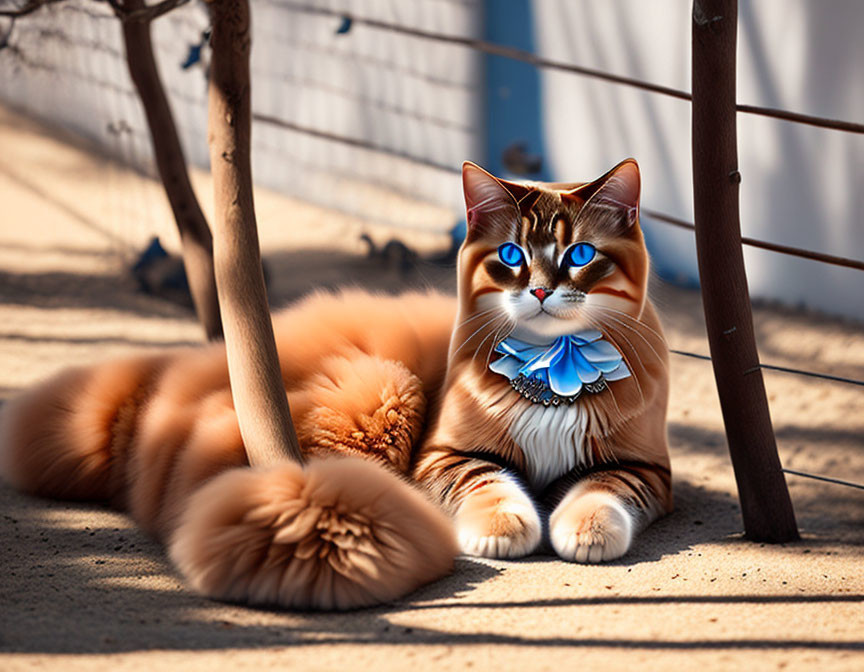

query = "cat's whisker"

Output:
[[450, 312, 507, 360], [471, 316, 511, 368], [585, 306, 664, 365], [600, 377, 626, 425], [477, 322, 504, 369], [589, 304, 666, 343], [484, 318, 515, 370], [454, 307, 501, 330], [584, 313, 647, 408], [592, 311, 668, 372]]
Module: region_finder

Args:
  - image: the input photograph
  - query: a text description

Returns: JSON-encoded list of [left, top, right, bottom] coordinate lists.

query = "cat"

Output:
[[414, 159, 672, 562], [0, 158, 671, 611]]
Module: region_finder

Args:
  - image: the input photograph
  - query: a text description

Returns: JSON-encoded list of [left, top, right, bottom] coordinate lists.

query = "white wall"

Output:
[[534, 0, 863, 321], [0, 0, 482, 235], [1, 0, 860, 320]]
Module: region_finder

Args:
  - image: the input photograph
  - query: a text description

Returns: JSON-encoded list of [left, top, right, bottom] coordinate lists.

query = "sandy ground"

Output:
[[0, 104, 862, 671]]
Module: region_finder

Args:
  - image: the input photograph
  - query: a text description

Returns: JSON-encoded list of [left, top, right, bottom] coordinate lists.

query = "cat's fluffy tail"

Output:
[[169, 456, 457, 610], [0, 355, 458, 610], [0, 355, 163, 501]]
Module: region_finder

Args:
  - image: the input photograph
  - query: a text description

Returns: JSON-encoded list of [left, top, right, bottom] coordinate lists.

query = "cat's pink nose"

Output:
[[530, 287, 552, 302]]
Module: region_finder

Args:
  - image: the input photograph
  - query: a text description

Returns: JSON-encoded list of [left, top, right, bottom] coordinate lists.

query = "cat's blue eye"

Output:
[[497, 242, 525, 268], [564, 242, 596, 268]]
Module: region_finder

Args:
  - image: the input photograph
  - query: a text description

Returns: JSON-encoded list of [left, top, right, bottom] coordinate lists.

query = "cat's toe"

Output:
[[549, 491, 633, 563], [454, 477, 541, 559]]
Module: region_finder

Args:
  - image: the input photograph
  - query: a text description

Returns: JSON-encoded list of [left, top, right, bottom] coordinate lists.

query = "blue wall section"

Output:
[[483, 0, 550, 181], [482, 1, 698, 288]]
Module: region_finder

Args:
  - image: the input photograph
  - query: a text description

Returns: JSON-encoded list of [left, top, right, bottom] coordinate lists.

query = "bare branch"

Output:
[[103, 0, 123, 16], [0, 0, 66, 18], [206, 0, 305, 465], [0, 16, 14, 48], [112, 0, 190, 23]]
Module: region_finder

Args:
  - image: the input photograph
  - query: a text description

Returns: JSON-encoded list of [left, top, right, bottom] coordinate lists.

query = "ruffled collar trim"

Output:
[[489, 330, 631, 406]]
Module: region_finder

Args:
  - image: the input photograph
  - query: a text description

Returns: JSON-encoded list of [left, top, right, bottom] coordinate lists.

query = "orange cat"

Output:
[[415, 159, 672, 562], [0, 159, 671, 610]]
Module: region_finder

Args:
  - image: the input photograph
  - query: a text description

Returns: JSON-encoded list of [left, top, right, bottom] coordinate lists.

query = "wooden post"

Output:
[[691, 0, 798, 541], [121, 0, 223, 341], [205, 0, 303, 465]]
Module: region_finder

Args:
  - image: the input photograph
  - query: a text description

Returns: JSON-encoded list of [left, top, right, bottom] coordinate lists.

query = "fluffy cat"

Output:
[[415, 159, 672, 562], [0, 159, 671, 610]]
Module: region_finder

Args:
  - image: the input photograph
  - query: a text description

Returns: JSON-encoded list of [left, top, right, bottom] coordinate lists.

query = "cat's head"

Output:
[[457, 159, 649, 343]]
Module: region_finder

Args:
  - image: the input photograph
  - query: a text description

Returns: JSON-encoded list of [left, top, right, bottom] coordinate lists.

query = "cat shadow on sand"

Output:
[[0, 474, 748, 656]]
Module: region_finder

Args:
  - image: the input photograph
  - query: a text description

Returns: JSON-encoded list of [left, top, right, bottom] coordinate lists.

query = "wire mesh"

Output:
[[0, 0, 860, 492]]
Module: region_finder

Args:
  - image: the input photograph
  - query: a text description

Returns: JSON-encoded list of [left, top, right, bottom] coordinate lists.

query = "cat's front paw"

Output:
[[549, 490, 633, 563], [454, 476, 541, 559]]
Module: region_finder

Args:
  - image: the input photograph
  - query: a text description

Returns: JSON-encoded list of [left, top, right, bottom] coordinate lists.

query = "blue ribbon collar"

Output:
[[489, 330, 631, 406]]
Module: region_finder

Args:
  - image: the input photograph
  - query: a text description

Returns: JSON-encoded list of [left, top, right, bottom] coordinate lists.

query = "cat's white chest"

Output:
[[509, 402, 590, 490]]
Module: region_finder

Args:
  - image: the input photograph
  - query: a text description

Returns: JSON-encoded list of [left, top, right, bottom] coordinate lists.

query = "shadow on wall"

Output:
[[738, 0, 864, 320], [535, 0, 696, 287], [250, 0, 478, 218], [533, 0, 862, 320]]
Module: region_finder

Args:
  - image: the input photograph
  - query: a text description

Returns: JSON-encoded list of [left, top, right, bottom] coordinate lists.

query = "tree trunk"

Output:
[[691, 0, 798, 542], [205, 0, 303, 465], [121, 0, 223, 341]]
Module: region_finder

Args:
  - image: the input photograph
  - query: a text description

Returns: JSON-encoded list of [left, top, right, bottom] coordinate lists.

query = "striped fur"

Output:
[[413, 159, 673, 562]]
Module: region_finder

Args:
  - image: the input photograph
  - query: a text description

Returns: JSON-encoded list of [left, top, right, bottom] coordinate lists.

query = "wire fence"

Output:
[[251, 2, 864, 273], [272, 0, 864, 136], [0, 0, 860, 496], [1, 0, 478, 233], [253, 1, 864, 498]]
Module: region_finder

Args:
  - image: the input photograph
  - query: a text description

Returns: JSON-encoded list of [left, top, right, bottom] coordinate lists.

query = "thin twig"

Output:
[[115, 0, 190, 23], [0, 0, 66, 18]]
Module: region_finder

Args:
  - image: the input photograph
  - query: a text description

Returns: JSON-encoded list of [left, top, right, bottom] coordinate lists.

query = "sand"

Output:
[[0, 104, 862, 671]]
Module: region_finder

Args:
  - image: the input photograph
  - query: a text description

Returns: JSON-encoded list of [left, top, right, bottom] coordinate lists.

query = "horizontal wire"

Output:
[[736, 104, 864, 135], [642, 209, 864, 272], [782, 468, 864, 491], [254, 69, 475, 133], [671, 358, 864, 490], [669, 349, 712, 362], [670, 349, 864, 387], [271, 1, 864, 135], [759, 362, 864, 387], [251, 112, 460, 174], [247, 114, 864, 273]]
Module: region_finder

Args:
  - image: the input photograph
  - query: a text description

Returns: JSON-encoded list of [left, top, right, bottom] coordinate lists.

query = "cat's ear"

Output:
[[565, 159, 641, 231], [462, 162, 522, 239]]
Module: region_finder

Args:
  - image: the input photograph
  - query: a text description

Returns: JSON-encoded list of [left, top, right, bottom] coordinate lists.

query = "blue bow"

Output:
[[489, 330, 630, 405]]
